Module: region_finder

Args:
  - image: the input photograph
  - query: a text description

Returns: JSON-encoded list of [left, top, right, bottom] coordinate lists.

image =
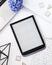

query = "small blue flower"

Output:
[[8, 0, 23, 12]]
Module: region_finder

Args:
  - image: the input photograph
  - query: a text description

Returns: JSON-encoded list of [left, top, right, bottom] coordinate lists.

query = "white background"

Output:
[[0, 7, 52, 65]]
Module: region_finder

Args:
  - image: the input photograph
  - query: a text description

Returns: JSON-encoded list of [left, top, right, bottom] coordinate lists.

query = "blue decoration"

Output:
[[8, 0, 23, 12]]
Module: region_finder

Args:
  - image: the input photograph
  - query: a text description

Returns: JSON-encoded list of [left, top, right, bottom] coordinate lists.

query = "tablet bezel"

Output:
[[10, 15, 45, 56]]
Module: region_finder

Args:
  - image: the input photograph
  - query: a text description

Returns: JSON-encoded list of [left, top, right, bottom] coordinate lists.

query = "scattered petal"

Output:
[[16, 56, 21, 61], [45, 11, 51, 17], [22, 62, 26, 65]]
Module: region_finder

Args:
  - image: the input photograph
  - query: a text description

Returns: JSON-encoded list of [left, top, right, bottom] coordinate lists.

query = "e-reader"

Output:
[[10, 15, 45, 56]]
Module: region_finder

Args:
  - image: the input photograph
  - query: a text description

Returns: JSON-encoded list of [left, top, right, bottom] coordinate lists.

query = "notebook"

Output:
[[0, 0, 16, 31]]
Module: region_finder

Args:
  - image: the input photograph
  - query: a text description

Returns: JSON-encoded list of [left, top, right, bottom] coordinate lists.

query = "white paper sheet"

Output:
[[0, 0, 16, 31]]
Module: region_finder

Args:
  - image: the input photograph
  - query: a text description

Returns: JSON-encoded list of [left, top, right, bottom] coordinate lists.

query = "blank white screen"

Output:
[[12, 17, 43, 52]]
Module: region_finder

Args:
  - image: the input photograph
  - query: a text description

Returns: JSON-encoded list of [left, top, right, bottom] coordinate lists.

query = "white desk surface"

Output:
[[0, 7, 52, 65]]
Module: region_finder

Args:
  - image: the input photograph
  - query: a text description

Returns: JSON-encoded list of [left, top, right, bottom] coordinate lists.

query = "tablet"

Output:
[[10, 15, 45, 56]]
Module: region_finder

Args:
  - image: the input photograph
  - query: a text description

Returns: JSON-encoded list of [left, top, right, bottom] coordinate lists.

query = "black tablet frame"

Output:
[[10, 15, 45, 56]]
